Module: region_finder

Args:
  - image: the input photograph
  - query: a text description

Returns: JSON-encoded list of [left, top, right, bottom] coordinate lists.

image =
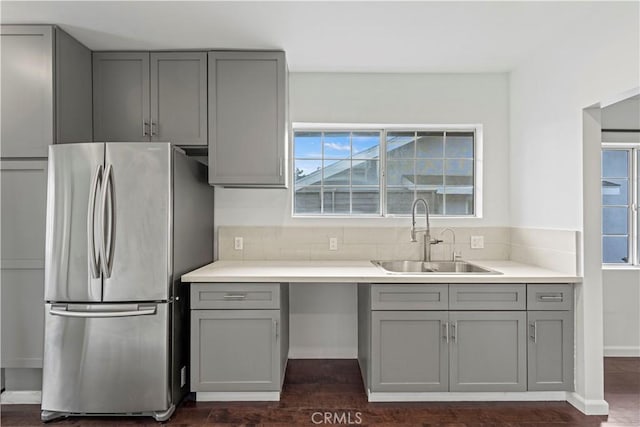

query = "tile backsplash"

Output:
[[218, 226, 511, 262], [218, 225, 579, 274]]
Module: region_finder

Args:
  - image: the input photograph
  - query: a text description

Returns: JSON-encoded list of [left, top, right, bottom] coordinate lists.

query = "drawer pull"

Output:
[[223, 294, 247, 300], [538, 295, 563, 301]]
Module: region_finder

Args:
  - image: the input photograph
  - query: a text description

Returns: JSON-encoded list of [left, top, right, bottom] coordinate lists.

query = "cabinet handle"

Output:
[[273, 319, 279, 340], [279, 157, 283, 177], [538, 294, 563, 301], [451, 322, 457, 343], [443, 322, 449, 343], [529, 321, 537, 343], [143, 121, 150, 137], [150, 121, 156, 137], [223, 294, 246, 300]]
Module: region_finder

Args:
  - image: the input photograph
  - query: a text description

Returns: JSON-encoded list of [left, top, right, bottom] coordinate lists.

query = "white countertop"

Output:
[[181, 260, 581, 284]]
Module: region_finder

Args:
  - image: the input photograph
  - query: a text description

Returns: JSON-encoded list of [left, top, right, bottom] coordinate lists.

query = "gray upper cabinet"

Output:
[[93, 51, 207, 145], [208, 51, 288, 187], [93, 52, 150, 142], [1, 25, 91, 157], [150, 52, 207, 145]]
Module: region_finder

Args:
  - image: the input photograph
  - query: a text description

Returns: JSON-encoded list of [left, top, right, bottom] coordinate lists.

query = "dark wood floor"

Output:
[[2, 358, 638, 426]]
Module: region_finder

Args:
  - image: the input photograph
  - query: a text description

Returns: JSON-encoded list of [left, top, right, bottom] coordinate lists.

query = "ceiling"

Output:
[[1, 1, 635, 73]]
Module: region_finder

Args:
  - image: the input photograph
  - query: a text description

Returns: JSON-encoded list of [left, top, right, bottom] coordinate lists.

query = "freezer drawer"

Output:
[[41, 302, 171, 415]]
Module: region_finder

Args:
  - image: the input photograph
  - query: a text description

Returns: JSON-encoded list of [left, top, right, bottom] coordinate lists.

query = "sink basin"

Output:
[[371, 260, 500, 274]]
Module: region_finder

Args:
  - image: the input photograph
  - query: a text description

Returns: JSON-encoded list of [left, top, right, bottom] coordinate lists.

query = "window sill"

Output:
[[602, 264, 640, 271]]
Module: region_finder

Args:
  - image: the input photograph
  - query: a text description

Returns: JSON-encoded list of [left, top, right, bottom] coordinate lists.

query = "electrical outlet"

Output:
[[234, 237, 243, 250], [329, 237, 338, 251], [470, 235, 484, 249]]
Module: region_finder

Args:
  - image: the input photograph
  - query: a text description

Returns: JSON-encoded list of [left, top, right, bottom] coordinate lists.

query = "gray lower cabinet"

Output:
[[371, 311, 448, 392], [527, 311, 574, 391], [189, 283, 289, 394], [191, 309, 281, 392], [93, 51, 207, 145], [208, 51, 288, 187], [0, 160, 48, 368], [1, 25, 92, 157], [360, 283, 573, 395], [449, 311, 527, 392]]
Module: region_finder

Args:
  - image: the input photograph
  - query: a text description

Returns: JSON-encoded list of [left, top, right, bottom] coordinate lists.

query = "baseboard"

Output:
[[196, 391, 280, 401], [1, 390, 42, 404], [288, 349, 357, 359], [604, 346, 640, 357], [566, 392, 609, 415], [367, 390, 567, 402]]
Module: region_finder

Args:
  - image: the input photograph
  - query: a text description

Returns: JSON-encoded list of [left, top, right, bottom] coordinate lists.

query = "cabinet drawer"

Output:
[[527, 284, 573, 311], [371, 284, 448, 310], [449, 284, 526, 310], [190, 283, 280, 309]]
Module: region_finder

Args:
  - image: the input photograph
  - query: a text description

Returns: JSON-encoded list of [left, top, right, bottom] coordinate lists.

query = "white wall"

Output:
[[509, 2, 639, 414], [603, 269, 640, 357], [215, 72, 510, 228]]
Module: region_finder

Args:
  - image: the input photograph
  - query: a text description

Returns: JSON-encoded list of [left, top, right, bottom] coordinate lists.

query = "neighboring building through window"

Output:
[[293, 126, 479, 217], [601, 146, 640, 265]]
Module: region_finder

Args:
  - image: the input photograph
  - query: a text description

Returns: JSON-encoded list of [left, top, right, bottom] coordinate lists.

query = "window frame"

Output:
[[601, 143, 640, 267], [291, 123, 483, 219]]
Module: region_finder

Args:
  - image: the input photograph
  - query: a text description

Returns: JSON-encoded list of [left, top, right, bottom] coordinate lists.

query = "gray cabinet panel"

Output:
[[371, 311, 448, 392], [93, 52, 150, 141], [190, 309, 281, 392], [449, 311, 526, 392], [1, 25, 53, 157], [150, 52, 207, 145], [209, 51, 287, 186], [449, 284, 526, 310], [371, 284, 448, 310], [0, 160, 48, 368], [527, 311, 574, 391], [190, 283, 281, 309], [55, 28, 92, 144], [527, 284, 573, 311]]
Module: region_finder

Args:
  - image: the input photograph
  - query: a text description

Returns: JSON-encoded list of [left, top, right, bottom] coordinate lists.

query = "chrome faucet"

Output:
[[439, 228, 460, 261], [410, 198, 442, 262]]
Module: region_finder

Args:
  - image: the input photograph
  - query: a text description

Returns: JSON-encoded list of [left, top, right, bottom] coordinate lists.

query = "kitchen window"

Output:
[[601, 146, 640, 265], [293, 125, 480, 217]]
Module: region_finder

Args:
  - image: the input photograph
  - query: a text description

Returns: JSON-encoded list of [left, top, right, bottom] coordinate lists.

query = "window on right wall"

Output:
[[601, 146, 640, 265]]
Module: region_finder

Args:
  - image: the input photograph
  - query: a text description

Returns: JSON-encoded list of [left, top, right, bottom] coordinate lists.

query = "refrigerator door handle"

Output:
[[100, 164, 115, 278], [87, 164, 103, 279], [49, 305, 157, 318]]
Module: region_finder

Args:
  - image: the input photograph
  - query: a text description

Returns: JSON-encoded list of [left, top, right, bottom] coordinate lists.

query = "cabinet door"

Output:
[[527, 311, 574, 391], [208, 51, 287, 186], [150, 52, 207, 146], [190, 309, 281, 392], [371, 311, 448, 392], [449, 311, 526, 392], [93, 52, 150, 141], [0, 160, 48, 368], [0, 25, 53, 157]]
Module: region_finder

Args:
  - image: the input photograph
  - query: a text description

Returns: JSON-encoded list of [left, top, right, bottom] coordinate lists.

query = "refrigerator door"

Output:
[[45, 143, 104, 302], [41, 302, 171, 414], [102, 143, 172, 302]]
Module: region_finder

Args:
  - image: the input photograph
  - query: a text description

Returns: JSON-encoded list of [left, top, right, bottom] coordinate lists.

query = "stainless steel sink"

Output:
[[371, 260, 500, 274]]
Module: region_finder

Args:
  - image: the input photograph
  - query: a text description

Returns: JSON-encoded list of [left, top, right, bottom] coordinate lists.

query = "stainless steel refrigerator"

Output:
[[40, 142, 214, 422]]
